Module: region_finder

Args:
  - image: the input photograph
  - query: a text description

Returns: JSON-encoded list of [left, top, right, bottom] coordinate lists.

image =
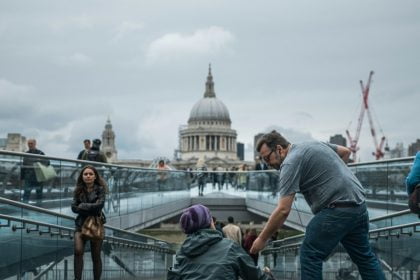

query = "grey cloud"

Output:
[[264, 126, 315, 144], [111, 21, 144, 42], [55, 53, 94, 67], [145, 26, 235, 65], [0, 79, 36, 120]]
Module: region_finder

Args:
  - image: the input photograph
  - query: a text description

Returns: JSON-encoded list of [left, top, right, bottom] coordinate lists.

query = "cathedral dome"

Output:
[[178, 65, 238, 165], [188, 97, 231, 123], [188, 65, 231, 124]]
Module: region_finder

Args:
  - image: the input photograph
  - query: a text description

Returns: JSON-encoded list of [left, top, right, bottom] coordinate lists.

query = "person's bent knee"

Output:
[[74, 248, 84, 257], [300, 247, 323, 265], [91, 252, 102, 262]]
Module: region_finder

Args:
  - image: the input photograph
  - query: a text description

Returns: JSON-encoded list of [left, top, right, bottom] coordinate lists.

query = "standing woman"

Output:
[[71, 165, 107, 280]]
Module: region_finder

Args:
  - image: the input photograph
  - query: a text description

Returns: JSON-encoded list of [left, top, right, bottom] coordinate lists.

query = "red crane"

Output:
[[346, 71, 386, 161]]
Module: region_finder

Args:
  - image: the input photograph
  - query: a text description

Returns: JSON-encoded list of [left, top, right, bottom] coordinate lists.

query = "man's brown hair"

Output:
[[256, 130, 290, 152]]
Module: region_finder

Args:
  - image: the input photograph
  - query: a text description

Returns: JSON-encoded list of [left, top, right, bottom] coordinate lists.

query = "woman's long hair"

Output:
[[74, 165, 108, 198]]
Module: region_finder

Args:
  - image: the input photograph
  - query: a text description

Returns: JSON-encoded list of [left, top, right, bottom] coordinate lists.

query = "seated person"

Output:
[[167, 204, 273, 280]]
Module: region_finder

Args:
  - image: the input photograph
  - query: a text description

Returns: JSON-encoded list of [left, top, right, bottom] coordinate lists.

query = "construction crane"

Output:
[[346, 71, 387, 161]]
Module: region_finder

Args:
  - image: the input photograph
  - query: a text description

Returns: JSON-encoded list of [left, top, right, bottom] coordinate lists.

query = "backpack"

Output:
[[86, 150, 100, 162], [408, 184, 420, 215]]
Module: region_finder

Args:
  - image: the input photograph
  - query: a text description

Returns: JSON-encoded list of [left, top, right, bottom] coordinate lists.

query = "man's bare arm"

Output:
[[250, 194, 295, 254]]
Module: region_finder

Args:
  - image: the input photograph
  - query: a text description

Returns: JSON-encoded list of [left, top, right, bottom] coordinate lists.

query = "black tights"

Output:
[[74, 231, 103, 280]]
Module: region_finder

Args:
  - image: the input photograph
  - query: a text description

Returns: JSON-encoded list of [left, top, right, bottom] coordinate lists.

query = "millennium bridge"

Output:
[[0, 150, 418, 279]]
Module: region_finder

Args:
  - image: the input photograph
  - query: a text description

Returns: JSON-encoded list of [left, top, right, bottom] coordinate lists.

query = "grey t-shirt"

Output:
[[278, 141, 365, 214]]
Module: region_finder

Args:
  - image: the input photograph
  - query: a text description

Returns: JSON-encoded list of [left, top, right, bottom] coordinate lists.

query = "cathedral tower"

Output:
[[102, 118, 118, 162]]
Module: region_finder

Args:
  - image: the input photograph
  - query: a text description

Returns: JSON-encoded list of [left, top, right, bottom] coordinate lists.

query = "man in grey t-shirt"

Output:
[[250, 130, 384, 280]]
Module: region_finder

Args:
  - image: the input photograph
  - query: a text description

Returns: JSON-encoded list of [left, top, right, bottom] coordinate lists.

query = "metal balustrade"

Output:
[[0, 150, 417, 279], [0, 190, 175, 279], [261, 218, 420, 279], [0, 213, 174, 254]]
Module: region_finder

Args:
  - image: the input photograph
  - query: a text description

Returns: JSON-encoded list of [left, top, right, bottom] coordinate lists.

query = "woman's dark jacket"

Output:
[[71, 184, 106, 231], [167, 229, 271, 280]]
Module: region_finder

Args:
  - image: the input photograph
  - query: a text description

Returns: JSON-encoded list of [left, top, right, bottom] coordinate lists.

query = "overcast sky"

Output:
[[0, 0, 419, 162]]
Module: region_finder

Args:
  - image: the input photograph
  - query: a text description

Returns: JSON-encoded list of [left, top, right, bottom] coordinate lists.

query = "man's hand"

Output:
[[250, 236, 267, 254], [263, 267, 276, 279], [249, 195, 294, 255]]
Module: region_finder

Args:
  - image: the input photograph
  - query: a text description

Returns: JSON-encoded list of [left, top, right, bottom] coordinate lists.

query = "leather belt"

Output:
[[327, 202, 359, 208]]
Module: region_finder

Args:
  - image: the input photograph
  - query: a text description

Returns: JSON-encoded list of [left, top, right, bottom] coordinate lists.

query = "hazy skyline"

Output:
[[0, 1, 419, 162]]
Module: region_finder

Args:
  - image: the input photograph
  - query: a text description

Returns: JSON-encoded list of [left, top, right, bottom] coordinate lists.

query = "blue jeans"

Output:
[[300, 203, 385, 280]]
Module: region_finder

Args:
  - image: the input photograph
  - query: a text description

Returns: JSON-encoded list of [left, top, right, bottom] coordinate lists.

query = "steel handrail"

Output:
[[2, 149, 413, 171], [263, 221, 420, 255], [270, 233, 305, 247], [0, 150, 168, 172], [0, 196, 171, 244], [348, 156, 414, 167], [0, 213, 74, 235], [0, 213, 174, 254], [368, 221, 420, 235], [260, 210, 415, 249], [268, 201, 413, 247], [370, 209, 412, 222], [0, 150, 279, 174], [262, 242, 302, 254], [33, 261, 58, 280], [263, 209, 414, 247]]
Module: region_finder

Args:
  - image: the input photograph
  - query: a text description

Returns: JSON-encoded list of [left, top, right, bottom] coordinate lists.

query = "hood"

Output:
[[179, 229, 223, 258]]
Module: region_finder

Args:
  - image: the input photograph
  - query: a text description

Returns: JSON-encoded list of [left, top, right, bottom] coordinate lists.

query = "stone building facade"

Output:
[[0, 133, 26, 152], [408, 139, 420, 156]]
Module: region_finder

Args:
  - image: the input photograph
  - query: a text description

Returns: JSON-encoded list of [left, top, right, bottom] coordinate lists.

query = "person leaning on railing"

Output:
[[71, 165, 107, 280], [250, 130, 385, 280]]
